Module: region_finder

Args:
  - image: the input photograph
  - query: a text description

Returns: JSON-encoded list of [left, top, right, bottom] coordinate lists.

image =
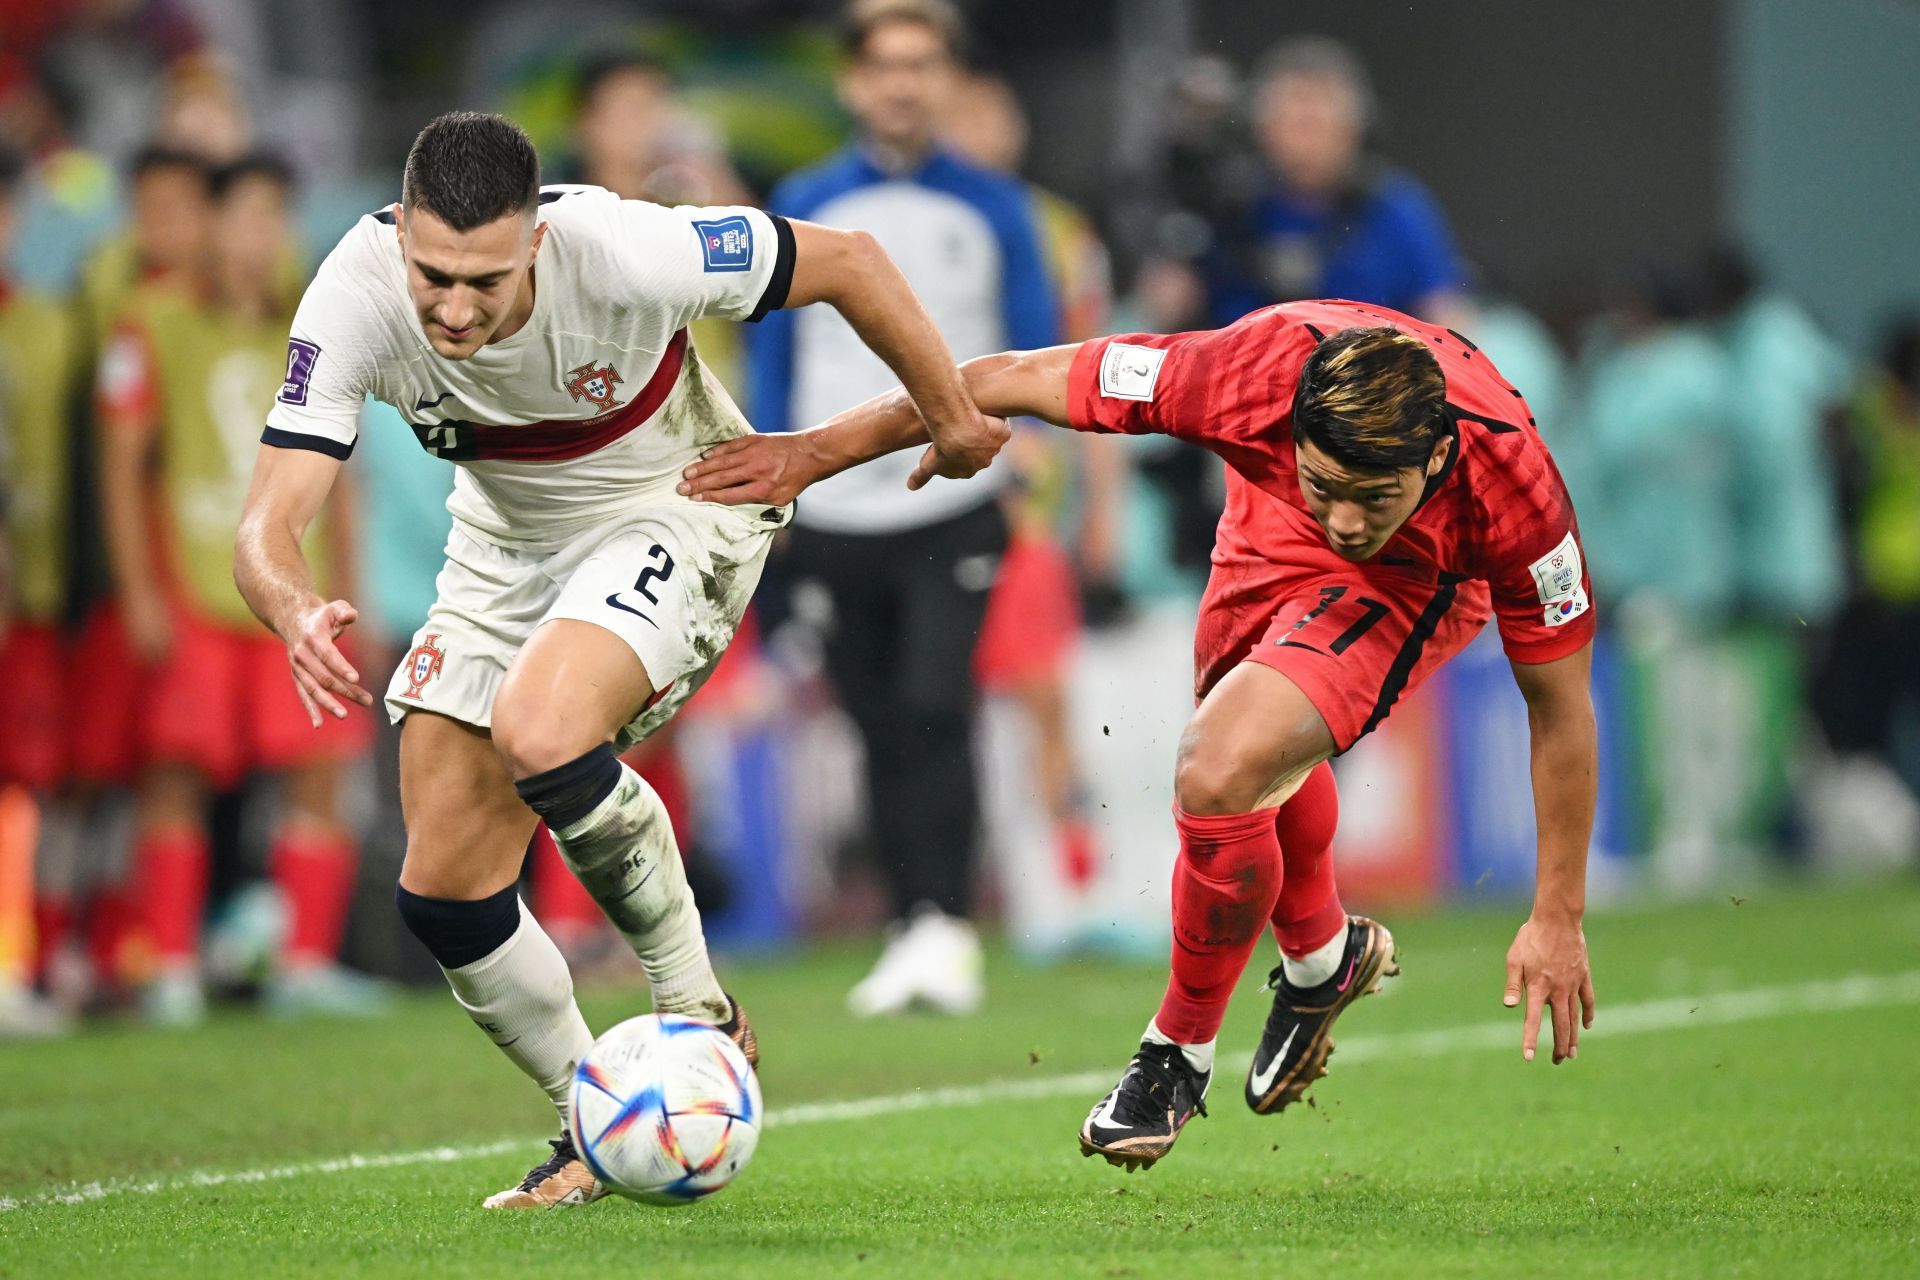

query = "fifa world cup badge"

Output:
[[401, 633, 447, 700], [564, 361, 624, 413]]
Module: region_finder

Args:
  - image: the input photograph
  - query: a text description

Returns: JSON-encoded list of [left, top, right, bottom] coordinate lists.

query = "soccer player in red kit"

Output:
[[680, 299, 1600, 1170]]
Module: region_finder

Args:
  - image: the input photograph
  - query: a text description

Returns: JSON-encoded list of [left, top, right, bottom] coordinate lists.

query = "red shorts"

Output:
[[0, 623, 68, 789], [974, 532, 1081, 690], [1195, 557, 1492, 752], [0, 611, 143, 787], [144, 605, 371, 787]]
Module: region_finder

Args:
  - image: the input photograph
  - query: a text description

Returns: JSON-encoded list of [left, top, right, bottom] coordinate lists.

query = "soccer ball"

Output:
[[569, 1013, 763, 1205]]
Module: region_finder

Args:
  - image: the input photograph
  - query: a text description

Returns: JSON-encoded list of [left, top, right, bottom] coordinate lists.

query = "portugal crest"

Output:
[[401, 633, 446, 701], [564, 360, 624, 412]]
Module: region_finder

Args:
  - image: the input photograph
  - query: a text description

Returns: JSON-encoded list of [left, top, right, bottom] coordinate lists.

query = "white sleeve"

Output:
[[262, 253, 375, 460], [616, 200, 795, 326]]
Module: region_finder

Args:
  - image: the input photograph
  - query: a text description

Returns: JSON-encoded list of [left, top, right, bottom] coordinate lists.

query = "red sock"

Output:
[[1154, 804, 1284, 1044], [1271, 762, 1346, 957], [270, 828, 358, 968], [86, 886, 136, 985], [132, 829, 209, 967], [31, 895, 73, 982], [528, 824, 600, 932]]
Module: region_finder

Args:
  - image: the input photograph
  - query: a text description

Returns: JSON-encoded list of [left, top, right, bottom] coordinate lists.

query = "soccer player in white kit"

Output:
[[233, 112, 1007, 1207]]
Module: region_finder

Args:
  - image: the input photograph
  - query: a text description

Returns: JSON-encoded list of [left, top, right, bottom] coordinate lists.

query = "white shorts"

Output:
[[386, 498, 793, 750]]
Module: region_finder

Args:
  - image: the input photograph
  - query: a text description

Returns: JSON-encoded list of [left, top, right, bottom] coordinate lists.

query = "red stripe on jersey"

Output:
[[455, 328, 688, 463]]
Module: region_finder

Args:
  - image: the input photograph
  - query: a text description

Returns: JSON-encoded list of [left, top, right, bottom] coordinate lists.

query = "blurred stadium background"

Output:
[[0, 5, 1918, 1265], [3, 0, 1920, 1020], [3, 0, 1920, 1274]]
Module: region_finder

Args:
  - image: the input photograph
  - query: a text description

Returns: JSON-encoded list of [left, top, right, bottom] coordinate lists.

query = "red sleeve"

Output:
[[96, 319, 159, 434], [1482, 451, 1596, 664], [1066, 316, 1316, 450]]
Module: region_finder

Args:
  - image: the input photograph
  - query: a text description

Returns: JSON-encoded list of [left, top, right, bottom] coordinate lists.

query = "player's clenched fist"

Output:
[[284, 598, 373, 727], [909, 408, 1011, 489]]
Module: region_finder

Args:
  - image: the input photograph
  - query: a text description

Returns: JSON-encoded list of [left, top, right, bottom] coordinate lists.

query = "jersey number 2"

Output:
[[604, 544, 675, 626]]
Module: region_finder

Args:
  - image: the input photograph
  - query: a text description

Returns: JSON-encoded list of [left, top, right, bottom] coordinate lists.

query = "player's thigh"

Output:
[[491, 618, 657, 777], [397, 711, 537, 900], [1175, 662, 1337, 816], [503, 504, 779, 768]]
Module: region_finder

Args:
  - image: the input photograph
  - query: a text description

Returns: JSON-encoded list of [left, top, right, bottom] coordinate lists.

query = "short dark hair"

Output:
[[128, 144, 211, 189], [210, 152, 295, 201], [1291, 327, 1446, 473], [842, 0, 966, 61], [402, 112, 541, 231]]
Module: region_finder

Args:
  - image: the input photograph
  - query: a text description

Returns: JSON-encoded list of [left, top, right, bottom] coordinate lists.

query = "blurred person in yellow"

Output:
[[97, 155, 384, 1026], [943, 70, 1126, 950], [0, 145, 83, 1038]]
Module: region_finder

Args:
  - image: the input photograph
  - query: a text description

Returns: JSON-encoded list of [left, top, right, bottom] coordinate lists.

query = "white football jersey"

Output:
[[264, 185, 793, 550]]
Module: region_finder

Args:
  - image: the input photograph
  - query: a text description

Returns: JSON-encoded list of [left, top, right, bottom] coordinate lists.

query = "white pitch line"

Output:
[[4, 968, 1917, 1214]]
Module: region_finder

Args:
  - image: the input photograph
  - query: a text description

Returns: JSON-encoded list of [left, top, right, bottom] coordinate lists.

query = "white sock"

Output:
[[443, 899, 593, 1125], [1282, 923, 1350, 989], [1143, 1017, 1215, 1076], [550, 762, 729, 1024]]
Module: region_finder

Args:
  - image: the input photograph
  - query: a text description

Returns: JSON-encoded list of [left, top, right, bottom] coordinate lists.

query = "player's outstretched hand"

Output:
[[1503, 913, 1595, 1064], [680, 434, 821, 506], [285, 598, 372, 728], [907, 411, 1011, 491]]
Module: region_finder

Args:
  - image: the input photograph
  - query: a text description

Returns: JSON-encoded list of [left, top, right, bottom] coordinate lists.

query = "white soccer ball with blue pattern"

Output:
[[569, 1013, 762, 1205]]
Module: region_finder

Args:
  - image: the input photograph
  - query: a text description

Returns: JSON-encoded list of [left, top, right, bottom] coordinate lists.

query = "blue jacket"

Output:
[[747, 144, 1059, 532]]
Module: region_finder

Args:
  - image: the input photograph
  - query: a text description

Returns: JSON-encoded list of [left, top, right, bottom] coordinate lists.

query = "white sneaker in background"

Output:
[[846, 918, 923, 1018], [846, 905, 985, 1018], [911, 909, 985, 1016], [0, 980, 71, 1039], [141, 968, 207, 1029]]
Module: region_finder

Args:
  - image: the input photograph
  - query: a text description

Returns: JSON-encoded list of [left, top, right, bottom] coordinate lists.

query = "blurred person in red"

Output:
[[685, 299, 1600, 1169], [0, 145, 81, 1036], [97, 154, 383, 1025], [943, 69, 1124, 933], [0, 142, 146, 1021]]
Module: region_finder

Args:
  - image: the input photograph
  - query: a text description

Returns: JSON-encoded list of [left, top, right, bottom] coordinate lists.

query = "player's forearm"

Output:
[[235, 509, 327, 640], [1524, 690, 1598, 921]]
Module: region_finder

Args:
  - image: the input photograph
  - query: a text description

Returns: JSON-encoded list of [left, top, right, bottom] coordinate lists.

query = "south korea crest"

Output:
[[564, 360, 624, 412], [401, 633, 447, 700]]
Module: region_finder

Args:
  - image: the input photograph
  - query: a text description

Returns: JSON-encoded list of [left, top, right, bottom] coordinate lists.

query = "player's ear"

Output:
[[528, 218, 548, 262], [1426, 434, 1453, 477], [392, 203, 406, 246]]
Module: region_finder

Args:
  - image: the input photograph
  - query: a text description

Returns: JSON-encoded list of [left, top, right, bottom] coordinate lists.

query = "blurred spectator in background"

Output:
[[0, 145, 79, 1037], [1578, 269, 1738, 616], [1819, 315, 1920, 796], [1143, 37, 1470, 333], [76, 145, 210, 347], [1701, 245, 1849, 627], [944, 68, 1121, 952], [97, 155, 384, 1025], [571, 51, 750, 210], [153, 52, 252, 165], [748, 0, 1057, 1015], [0, 56, 118, 294]]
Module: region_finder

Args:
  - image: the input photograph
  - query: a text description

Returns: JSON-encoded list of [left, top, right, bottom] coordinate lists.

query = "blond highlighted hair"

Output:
[[1291, 327, 1446, 472]]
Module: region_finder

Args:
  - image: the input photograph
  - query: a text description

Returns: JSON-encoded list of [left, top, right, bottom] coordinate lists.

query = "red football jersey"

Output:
[[1066, 299, 1594, 664]]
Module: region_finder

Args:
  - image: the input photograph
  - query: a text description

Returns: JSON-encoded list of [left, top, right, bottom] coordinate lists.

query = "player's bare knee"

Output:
[[489, 709, 604, 783], [1173, 743, 1271, 816]]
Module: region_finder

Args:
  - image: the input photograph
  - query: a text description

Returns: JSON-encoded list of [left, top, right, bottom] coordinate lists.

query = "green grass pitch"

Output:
[[3, 881, 1917, 1277]]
